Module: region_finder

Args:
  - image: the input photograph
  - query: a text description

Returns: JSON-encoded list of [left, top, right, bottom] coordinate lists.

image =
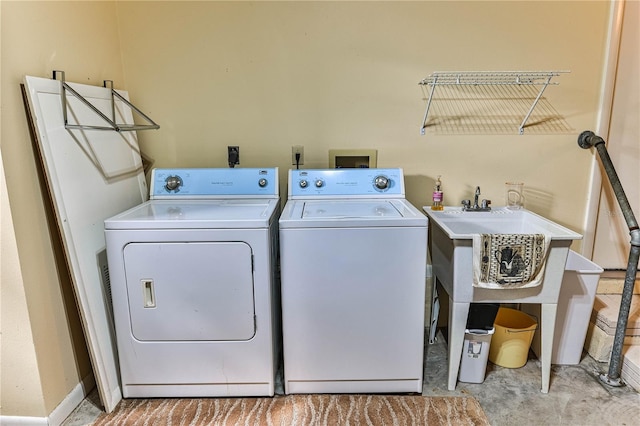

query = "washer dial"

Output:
[[374, 175, 389, 190]]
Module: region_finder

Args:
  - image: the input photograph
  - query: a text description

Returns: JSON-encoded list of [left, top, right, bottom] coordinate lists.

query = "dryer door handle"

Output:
[[142, 279, 156, 308]]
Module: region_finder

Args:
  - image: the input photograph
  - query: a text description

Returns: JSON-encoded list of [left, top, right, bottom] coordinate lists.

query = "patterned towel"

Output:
[[472, 233, 551, 289]]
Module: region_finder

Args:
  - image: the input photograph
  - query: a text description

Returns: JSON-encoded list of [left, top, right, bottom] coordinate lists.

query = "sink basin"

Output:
[[423, 206, 582, 393], [426, 207, 582, 239], [424, 207, 582, 304]]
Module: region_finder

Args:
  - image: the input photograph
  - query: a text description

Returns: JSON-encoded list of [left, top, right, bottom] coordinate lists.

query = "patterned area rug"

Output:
[[93, 394, 490, 425]]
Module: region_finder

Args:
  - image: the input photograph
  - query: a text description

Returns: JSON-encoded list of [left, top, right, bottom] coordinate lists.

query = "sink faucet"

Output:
[[473, 186, 481, 209], [462, 186, 491, 211]]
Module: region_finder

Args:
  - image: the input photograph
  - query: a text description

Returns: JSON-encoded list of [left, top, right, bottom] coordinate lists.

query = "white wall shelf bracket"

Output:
[[419, 70, 570, 135]]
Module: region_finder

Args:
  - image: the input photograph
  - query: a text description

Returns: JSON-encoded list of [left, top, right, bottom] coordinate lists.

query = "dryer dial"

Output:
[[258, 178, 268, 188], [164, 175, 183, 192], [299, 180, 308, 188], [315, 179, 324, 188]]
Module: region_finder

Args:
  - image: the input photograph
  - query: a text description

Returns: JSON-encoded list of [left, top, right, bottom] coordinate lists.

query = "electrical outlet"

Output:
[[292, 145, 304, 166], [227, 146, 239, 167]]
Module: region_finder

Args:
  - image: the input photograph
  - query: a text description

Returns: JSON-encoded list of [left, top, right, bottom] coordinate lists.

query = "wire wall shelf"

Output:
[[419, 71, 572, 135]]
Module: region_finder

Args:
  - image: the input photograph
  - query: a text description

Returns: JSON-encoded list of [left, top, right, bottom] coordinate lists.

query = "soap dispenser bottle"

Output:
[[431, 175, 443, 211]]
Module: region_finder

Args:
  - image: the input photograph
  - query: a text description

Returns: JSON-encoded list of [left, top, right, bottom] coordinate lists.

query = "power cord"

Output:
[[295, 152, 301, 170], [228, 147, 239, 168]]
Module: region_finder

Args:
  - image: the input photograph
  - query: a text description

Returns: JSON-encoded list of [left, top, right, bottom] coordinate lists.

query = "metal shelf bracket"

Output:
[[53, 70, 159, 132]]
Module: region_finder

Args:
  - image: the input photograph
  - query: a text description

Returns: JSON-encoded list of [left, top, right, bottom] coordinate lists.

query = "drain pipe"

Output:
[[578, 130, 640, 387]]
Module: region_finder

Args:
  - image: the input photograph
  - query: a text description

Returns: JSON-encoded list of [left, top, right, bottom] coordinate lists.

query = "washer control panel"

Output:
[[288, 168, 405, 199], [150, 168, 279, 199]]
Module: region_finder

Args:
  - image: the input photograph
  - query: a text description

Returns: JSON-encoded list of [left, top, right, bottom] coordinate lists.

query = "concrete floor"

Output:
[[423, 329, 640, 425], [63, 329, 639, 426]]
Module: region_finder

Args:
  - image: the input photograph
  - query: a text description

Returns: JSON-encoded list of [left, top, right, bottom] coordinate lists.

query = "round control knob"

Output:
[[299, 180, 308, 188], [164, 175, 183, 192], [374, 175, 389, 190], [258, 178, 268, 188], [315, 179, 324, 188]]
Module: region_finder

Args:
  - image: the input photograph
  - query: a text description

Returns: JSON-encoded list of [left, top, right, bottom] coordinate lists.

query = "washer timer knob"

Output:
[[258, 178, 268, 188], [374, 175, 389, 190], [315, 179, 324, 188], [299, 180, 308, 188], [164, 175, 183, 192]]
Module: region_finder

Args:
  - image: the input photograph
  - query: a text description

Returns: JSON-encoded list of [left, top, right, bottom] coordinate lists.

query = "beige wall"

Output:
[[1, 0, 122, 417], [592, 0, 639, 268], [1, 152, 46, 416], [117, 0, 609, 239], [0, 0, 611, 417]]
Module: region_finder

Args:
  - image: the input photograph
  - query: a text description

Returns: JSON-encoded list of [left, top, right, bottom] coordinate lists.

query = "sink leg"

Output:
[[447, 299, 470, 391], [540, 303, 558, 393]]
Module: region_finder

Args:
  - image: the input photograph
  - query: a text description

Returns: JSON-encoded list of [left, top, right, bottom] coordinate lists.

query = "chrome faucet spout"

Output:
[[461, 186, 491, 211], [474, 186, 481, 208]]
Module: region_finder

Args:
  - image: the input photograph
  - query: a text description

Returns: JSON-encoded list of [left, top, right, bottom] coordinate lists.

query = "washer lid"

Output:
[[105, 199, 279, 230], [279, 199, 427, 228], [302, 200, 402, 219]]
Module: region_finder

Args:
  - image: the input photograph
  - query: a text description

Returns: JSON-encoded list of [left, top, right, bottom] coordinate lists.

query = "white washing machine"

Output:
[[279, 168, 428, 394], [104, 168, 280, 398]]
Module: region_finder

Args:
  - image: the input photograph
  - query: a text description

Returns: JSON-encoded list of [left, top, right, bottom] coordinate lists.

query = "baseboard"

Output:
[[48, 373, 96, 426], [0, 373, 95, 426], [0, 416, 48, 426]]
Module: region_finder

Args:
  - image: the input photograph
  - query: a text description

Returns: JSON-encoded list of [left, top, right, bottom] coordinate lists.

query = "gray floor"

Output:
[[63, 329, 639, 426], [423, 329, 640, 425]]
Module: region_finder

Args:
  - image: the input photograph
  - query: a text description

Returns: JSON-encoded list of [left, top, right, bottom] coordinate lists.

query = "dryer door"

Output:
[[123, 242, 255, 341]]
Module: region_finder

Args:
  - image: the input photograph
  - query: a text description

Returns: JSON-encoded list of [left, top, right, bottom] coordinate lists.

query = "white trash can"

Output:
[[525, 250, 603, 364], [459, 328, 495, 383]]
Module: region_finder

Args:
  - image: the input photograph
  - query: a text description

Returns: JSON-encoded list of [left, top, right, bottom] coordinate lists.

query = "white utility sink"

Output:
[[427, 207, 582, 239], [424, 206, 582, 393]]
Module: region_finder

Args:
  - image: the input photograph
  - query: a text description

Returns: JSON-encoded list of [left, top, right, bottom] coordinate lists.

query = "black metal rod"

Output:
[[578, 130, 640, 386]]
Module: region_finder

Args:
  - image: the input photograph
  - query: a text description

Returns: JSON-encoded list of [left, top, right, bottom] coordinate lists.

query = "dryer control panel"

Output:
[[288, 168, 405, 199], [150, 168, 279, 199]]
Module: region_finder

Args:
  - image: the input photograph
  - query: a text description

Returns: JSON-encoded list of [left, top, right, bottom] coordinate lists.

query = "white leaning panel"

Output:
[[22, 75, 148, 412]]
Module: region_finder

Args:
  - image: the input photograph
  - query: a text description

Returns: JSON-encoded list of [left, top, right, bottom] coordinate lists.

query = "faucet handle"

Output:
[[481, 199, 491, 209], [461, 200, 471, 208]]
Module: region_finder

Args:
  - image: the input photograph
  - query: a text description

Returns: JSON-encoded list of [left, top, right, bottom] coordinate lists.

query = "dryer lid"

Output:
[[105, 198, 280, 229]]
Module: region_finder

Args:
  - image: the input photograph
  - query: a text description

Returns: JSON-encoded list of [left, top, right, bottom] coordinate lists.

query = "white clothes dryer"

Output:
[[105, 168, 280, 398], [279, 168, 428, 394]]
